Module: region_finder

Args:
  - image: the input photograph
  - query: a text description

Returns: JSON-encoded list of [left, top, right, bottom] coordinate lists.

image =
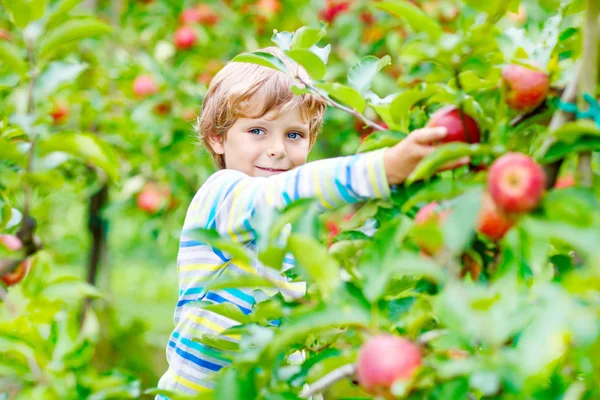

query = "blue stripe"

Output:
[[180, 240, 204, 248], [224, 288, 256, 305], [294, 169, 301, 200], [205, 291, 252, 315], [213, 248, 228, 262], [177, 299, 196, 307], [180, 287, 205, 296], [168, 340, 223, 372], [174, 334, 234, 362], [207, 176, 243, 230]]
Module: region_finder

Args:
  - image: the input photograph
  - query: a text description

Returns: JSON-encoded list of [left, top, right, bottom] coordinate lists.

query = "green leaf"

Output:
[[0, 138, 27, 166], [551, 120, 600, 143], [205, 273, 281, 292], [36, 61, 88, 97], [189, 301, 252, 324], [47, 0, 84, 26], [0, 41, 27, 77], [317, 82, 366, 112], [357, 129, 407, 153], [187, 228, 253, 264], [406, 143, 505, 184], [290, 26, 326, 50], [288, 234, 340, 299], [232, 51, 288, 73], [374, 1, 442, 40], [441, 188, 483, 254], [39, 18, 113, 60], [0, 0, 32, 28], [194, 334, 240, 352], [41, 276, 104, 301], [215, 368, 257, 400], [390, 85, 438, 130], [38, 132, 120, 182], [286, 49, 326, 80], [347, 55, 391, 94], [263, 284, 371, 360], [537, 136, 600, 163], [310, 44, 331, 65]]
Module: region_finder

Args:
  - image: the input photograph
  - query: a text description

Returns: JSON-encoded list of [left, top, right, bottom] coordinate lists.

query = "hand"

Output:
[[383, 127, 470, 185]]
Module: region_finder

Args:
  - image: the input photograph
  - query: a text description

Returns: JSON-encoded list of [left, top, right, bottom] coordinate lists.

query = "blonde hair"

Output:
[[196, 46, 327, 169]]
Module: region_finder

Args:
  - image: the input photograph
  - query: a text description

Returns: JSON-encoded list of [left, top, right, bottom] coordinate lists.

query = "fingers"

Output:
[[437, 156, 471, 172], [410, 127, 448, 145]]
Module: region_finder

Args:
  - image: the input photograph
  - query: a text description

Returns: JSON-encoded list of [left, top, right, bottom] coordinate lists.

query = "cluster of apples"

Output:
[[174, 4, 219, 50], [415, 62, 550, 241], [0, 235, 33, 286]]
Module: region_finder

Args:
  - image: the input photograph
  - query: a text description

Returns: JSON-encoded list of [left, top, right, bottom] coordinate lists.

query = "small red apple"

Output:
[[133, 74, 158, 98], [174, 26, 197, 50], [195, 4, 219, 25], [137, 183, 172, 214], [0, 29, 10, 41], [487, 152, 546, 214], [426, 105, 480, 144], [476, 192, 515, 240], [1, 258, 32, 286], [153, 102, 171, 115], [360, 11, 376, 25], [502, 64, 549, 111], [413, 202, 451, 255], [357, 335, 422, 397], [554, 174, 575, 189], [0, 234, 23, 252], [461, 253, 482, 281], [50, 104, 69, 124], [180, 8, 202, 25], [320, 1, 350, 23]]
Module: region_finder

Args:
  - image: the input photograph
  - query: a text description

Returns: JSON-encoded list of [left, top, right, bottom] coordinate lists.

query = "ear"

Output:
[[207, 133, 225, 155]]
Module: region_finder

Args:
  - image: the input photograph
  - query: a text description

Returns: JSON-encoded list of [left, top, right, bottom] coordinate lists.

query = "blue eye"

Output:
[[249, 128, 265, 135], [287, 132, 302, 139]]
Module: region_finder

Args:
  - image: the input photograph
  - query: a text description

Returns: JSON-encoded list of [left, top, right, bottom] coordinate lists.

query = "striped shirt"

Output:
[[157, 149, 391, 397]]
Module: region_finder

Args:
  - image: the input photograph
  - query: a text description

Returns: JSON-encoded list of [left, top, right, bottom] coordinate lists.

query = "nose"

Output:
[[267, 134, 285, 158]]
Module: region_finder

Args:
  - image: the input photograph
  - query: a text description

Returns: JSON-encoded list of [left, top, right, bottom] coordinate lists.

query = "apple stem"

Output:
[[293, 74, 388, 132], [576, 0, 600, 187], [299, 363, 356, 398]]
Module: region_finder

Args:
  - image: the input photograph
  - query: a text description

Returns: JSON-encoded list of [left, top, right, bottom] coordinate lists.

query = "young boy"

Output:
[[157, 46, 461, 398]]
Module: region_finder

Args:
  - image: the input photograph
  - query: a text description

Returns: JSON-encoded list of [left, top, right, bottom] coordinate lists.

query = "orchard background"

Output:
[[1, 0, 600, 399]]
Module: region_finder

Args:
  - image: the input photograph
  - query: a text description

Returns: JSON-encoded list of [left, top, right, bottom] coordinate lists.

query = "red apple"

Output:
[[357, 335, 422, 397], [153, 102, 171, 115], [320, 2, 350, 23], [174, 26, 197, 50], [554, 174, 575, 189], [426, 105, 480, 144], [0, 29, 10, 41], [413, 202, 450, 255], [50, 104, 69, 124], [137, 183, 172, 214], [487, 152, 546, 214], [502, 64, 549, 111], [195, 4, 219, 25], [0, 234, 23, 252], [1, 258, 32, 286], [133, 74, 158, 98], [476, 193, 515, 240], [360, 11, 376, 25], [180, 8, 202, 25]]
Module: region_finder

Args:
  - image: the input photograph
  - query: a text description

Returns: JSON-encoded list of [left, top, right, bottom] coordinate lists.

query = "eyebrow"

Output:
[[243, 119, 309, 132]]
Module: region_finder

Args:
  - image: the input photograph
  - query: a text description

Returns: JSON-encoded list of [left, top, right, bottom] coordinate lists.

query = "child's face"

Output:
[[211, 103, 311, 177]]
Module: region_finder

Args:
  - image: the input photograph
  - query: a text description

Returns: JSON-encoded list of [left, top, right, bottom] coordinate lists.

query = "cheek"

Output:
[[289, 140, 310, 163]]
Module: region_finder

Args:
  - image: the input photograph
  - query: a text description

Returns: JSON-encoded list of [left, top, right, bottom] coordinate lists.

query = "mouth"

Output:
[[256, 166, 289, 173]]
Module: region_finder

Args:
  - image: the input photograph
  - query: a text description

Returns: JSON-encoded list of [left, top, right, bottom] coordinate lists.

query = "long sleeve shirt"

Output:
[[157, 149, 391, 397]]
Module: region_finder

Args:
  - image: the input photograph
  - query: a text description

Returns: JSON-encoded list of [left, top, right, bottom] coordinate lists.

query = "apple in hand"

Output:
[[487, 152, 546, 214], [426, 105, 480, 144]]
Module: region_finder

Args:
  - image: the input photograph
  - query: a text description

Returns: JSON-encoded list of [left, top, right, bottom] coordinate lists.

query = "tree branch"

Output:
[[299, 363, 357, 398], [577, 0, 599, 187], [293, 74, 387, 132]]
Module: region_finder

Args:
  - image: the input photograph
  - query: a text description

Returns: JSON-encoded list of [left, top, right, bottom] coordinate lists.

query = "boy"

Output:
[[157, 46, 463, 397]]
